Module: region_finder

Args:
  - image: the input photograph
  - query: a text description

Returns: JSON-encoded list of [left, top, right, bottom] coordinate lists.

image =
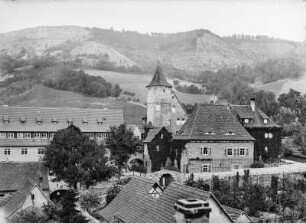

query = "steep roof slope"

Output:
[[175, 104, 254, 141], [0, 162, 49, 192], [146, 63, 172, 88], [230, 105, 280, 129], [98, 177, 234, 223], [0, 106, 124, 132]]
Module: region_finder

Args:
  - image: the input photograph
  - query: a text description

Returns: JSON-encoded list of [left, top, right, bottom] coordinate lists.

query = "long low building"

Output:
[[0, 106, 124, 162]]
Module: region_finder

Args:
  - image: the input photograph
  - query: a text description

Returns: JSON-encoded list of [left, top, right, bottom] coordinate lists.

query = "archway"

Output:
[[50, 189, 68, 203], [159, 173, 174, 188]]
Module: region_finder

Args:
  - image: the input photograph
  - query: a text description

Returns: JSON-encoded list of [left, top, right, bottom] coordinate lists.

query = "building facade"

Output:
[[0, 106, 124, 162], [175, 104, 255, 173], [230, 98, 282, 161]]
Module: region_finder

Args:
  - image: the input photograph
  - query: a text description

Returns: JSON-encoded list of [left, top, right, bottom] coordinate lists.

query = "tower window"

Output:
[[156, 145, 160, 152]]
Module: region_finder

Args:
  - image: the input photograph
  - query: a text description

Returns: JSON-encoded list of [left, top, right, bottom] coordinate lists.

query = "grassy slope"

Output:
[[0, 85, 146, 125], [84, 69, 209, 103], [253, 71, 306, 97]]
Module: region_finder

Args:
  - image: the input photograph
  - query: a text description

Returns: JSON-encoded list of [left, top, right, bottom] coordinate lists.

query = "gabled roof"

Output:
[[146, 63, 172, 88], [174, 104, 254, 141], [143, 126, 172, 143], [98, 177, 234, 223], [0, 181, 51, 218], [230, 105, 280, 129], [0, 106, 124, 132], [0, 162, 49, 192]]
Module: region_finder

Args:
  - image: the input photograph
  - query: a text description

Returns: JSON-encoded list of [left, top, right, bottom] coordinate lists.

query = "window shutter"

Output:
[[234, 149, 237, 156], [208, 165, 211, 172], [209, 148, 211, 155], [246, 149, 249, 156], [224, 148, 227, 156]]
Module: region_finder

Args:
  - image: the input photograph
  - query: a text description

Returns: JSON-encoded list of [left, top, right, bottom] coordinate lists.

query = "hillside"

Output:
[[0, 26, 303, 74]]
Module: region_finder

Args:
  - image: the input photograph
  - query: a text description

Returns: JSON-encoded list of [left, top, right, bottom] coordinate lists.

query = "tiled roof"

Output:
[[230, 105, 280, 129], [175, 91, 216, 105], [146, 63, 172, 88], [0, 162, 49, 192], [98, 177, 234, 223], [0, 181, 51, 218], [143, 127, 163, 143], [98, 177, 156, 223], [0, 106, 124, 132], [174, 104, 254, 141], [0, 181, 35, 218], [223, 205, 252, 223]]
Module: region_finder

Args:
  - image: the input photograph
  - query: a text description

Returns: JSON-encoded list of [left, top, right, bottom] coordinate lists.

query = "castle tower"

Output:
[[146, 62, 173, 128], [146, 62, 187, 132]]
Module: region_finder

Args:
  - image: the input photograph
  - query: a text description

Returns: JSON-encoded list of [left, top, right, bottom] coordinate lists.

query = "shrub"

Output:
[[284, 147, 293, 157], [251, 161, 264, 168], [80, 191, 101, 213]]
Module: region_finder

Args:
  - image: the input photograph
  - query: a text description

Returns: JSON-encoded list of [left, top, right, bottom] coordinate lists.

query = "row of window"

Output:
[[0, 132, 109, 139], [243, 118, 268, 124], [225, 148, 249, 156], [200, 147, 249, 156], [3, 148, 45, 155], [264, 133, 273, 139]]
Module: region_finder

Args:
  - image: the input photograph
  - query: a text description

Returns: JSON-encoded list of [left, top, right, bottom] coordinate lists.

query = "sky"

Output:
[[0, 0, 305, 42]]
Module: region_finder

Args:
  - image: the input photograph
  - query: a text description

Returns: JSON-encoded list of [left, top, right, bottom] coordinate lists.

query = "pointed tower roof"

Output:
[[146, 62, 172, 88]]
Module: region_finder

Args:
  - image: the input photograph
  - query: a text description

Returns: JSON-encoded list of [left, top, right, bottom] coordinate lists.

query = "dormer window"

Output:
[[82, 117, 88, 124], [224, 132, 236, 135], [52, 117, 58, 123], [36, 116, 42, 124], [67, 118, 73, 124], [3, 116, 10, 124], [205, 131, 215, 135], [97, 118, 103, 125], [263, 118, 268, 124], [20, 117, 27, 123], [244, 119, 249, 124]]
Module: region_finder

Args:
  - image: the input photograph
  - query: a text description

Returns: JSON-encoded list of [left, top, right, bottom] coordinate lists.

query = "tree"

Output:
[[80, 191, 101, 213], [44, 124, 115, 189], [105, 124, 142, 180], [11, 206, 47, 223], [60, 190, 88, 223]]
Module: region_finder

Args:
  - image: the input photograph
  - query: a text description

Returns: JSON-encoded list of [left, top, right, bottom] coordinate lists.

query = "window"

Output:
[[227, 148, 233, 156], [52, 117, 58, 123], [17, 133, 23, 138], [264, 133, 269, 138], [240, 148, 245, 156], [269, 133, 273, 139], [4, 148, 10, 155], [155, 105, 161, 111], [34, 133, 40, 138], [49, 133, 55, 139], [172, 107, 176, 113], [89, 133, 95, 139], [0, 133, 6, 138], [21, 148, 27, 155], [7, 133, 14, 138], [201, 165, 210, 172], [97, 118, 103, 125], [160, 134, 163, 139], [38, 148, 45, 155], [156, 145, 160, 152], [23, 132, 31, 138], [263, 118, 268, 124], [201, 147, 208, 155], [41, 133, 48, 138], [265, 146, 268, 152], [244, 119, 249, 124]]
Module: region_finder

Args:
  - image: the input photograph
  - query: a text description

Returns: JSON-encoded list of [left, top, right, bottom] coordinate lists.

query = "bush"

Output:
[[284, 147, 293, 157], [80, 191, 101, 213], [251, 161, 265, 168]]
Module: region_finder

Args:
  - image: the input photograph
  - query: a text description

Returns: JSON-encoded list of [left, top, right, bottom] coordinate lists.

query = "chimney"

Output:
[[250, 97, 256, 112], [174, 198, 211, 223]]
